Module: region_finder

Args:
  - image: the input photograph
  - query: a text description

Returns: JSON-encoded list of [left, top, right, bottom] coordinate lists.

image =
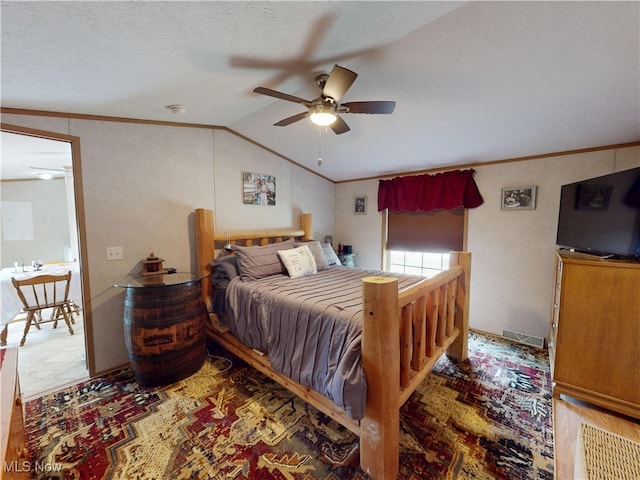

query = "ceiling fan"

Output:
[[253, 64, 395, 134], [29, 166, 68, 179], [30, 166, 67, 172]]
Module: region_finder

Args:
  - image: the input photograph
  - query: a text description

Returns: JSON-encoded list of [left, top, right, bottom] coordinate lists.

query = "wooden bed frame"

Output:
[[194, 208, 471, 479]]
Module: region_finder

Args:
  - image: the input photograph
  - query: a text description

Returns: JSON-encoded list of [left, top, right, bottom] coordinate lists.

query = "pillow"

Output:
[[209, 255, 238, 315], [321, 243, 341, 266], [233, 238, 295, 281], [209, 254, 239, 283], [278, 245, 318, 279], [294, 240, 330, 271]]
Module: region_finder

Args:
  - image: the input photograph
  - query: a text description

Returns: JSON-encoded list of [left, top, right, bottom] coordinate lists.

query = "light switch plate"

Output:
[[106, 246, 123, 261]]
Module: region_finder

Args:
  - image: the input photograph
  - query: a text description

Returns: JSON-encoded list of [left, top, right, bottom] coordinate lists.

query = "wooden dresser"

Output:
[[1, 348, 29, 480], [549, 251, 640, 419]]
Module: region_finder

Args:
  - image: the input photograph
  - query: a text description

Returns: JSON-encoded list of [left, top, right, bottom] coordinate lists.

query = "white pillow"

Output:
[[321, 243, 341, 266], [278, 245, 318, 278]]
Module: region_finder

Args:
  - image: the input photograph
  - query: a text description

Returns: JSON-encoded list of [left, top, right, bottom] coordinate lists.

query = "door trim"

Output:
[[1, 123, 95, 376]]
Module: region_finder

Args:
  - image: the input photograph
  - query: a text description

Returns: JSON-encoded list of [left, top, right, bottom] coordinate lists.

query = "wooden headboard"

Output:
[[194, 208, 313, 304]]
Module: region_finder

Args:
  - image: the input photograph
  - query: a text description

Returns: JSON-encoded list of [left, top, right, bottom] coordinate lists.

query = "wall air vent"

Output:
[[502, 329, 546, 349]]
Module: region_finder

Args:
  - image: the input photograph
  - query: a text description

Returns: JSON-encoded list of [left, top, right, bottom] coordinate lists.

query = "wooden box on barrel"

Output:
[[115, 273, 207, 387]]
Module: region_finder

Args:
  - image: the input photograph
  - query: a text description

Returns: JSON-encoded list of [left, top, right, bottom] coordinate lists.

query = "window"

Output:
[[384, 208, 465, 277], [388, 250, 450, 278]]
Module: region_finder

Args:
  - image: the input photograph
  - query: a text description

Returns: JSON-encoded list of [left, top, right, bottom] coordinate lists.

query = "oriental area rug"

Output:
[[23, 331, 554, 479]]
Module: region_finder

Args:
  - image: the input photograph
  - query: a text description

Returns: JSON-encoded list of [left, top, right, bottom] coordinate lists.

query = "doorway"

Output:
[[1, 125, 93, 398]]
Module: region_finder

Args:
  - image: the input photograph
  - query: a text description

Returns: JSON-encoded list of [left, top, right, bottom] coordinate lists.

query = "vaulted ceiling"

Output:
[[2, 1, 639, 182]]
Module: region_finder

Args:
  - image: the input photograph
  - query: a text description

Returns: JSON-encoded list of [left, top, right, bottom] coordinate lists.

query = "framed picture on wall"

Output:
[[501, 186, 537, 210], [242, 172, 276, 206], [353, 195, 367, 215]]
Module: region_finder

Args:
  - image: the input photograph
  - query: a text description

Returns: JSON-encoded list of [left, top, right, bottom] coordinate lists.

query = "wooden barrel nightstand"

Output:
[[114, 273, 207, 387]]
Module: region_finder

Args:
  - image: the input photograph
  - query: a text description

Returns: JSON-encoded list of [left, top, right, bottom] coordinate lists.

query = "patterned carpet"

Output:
[[24, 331, 554, 479]]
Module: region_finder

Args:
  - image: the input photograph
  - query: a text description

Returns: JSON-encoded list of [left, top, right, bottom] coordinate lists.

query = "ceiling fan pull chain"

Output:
[[317, 127, 323, 166]]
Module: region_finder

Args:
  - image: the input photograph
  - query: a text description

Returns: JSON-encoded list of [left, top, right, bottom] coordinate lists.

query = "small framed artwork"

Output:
[[242, 171, 276, 206], [353, 195, 367, 215], [575, 184, 612, 210], [501, 186, 537, 210]]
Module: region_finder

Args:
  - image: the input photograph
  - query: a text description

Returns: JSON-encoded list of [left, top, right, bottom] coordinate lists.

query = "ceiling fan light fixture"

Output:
[[37, 172, 53, 180], [254, 65, 394, 134], [309, 104, 337, 126]]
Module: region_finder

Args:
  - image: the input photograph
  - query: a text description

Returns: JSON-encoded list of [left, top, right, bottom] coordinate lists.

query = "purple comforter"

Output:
[[225, 266, 424, 419]]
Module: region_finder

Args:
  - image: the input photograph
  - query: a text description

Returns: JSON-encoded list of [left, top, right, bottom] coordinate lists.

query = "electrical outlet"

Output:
[[106, 246, 123, 261]]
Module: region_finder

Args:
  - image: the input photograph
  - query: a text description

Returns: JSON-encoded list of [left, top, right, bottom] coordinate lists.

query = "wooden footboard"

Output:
[[360, 252, 470, 478], [194, 208, 470, 480]]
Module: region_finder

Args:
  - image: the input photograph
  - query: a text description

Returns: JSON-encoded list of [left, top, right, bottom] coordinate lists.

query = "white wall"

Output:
[[1, 113, 335, 374], [335, 180, 383, 269], [336, 145, 640, 340], [213, 131, 335, 239], [1, 178, 70, 267]]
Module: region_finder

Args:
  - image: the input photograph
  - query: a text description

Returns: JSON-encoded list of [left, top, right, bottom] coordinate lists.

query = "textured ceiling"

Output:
[[2, 1, 639, 182]]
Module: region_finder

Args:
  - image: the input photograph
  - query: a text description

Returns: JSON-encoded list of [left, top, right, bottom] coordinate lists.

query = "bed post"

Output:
[[447, 251, 471, 362], [195, 208, 214, 306], [300, 212, 313, 241], [360, 276, 400, 480]]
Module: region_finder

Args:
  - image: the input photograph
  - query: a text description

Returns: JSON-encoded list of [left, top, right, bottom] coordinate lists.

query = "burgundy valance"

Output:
[[378, 169, 484, 212]]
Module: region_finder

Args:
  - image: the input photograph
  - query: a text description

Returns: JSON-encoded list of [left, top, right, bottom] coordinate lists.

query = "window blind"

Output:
[[387, 208, 464, 252]]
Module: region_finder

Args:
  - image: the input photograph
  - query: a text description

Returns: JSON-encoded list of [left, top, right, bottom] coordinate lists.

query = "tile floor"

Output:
[[2, 310, 89, 400]]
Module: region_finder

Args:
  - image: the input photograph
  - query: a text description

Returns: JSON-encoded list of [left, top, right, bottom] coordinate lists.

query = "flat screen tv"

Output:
[[556, 167, 640, 260]]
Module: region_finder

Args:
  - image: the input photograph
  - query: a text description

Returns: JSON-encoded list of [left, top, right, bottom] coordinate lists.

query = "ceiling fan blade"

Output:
[[342, 101, 396, 114], [322, 65, 357, 102], [29, 166, 66, 172], [329, 116, 351, 135], [253, 87, 311, 106], [274, 111, 308, 126]]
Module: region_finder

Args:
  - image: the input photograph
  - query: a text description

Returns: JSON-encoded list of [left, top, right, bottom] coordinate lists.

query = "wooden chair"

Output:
[[43, 261, 80, 324], [11, 272, 74, 346], [53, 300, 80, 325]]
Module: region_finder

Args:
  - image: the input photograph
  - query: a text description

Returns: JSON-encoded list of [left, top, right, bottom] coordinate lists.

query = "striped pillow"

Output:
[[233, 238, 295, 281], [295, 240, 330, 271]]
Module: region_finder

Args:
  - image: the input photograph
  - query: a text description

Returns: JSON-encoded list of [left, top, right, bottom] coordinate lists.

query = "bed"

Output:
[[194, 208, 471, 479]]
